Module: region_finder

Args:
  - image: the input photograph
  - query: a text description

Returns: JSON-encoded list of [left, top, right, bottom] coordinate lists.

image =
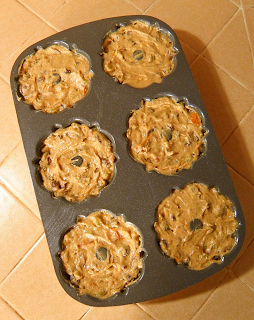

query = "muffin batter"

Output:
[[18, 44, 93, 113], [102, 20, 176, 88], [154, 183, 239, 270], [60, 210, 144, 299], [39, 123, 115, 202], [126, 96, 205, 175]]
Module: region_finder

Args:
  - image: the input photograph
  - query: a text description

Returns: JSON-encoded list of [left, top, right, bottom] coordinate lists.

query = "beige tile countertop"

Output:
[[1, 0, 254, 319]]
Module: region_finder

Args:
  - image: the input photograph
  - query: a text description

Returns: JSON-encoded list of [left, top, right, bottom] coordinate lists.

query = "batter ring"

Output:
[[60, 210, 145, 299], [154, 183, 239, 270], [18, 44, 93, 113], [39, 123, 115, 202], [126, 96, 206, 175], [102, 20, 176, 88]]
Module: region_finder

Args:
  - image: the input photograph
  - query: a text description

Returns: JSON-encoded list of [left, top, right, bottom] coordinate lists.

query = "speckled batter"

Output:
[[126, 96, 205, 175], [60, 210, 144, 299], [39, 123, 115, 202], [154, 183, 239, 270], [18, 44, 93, 113], [102, 20, 176, 88]]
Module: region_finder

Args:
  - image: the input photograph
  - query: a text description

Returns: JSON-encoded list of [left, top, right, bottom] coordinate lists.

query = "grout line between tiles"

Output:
[[17, 0, 67, 25], [0, 234, 45, 320], [228, 267, 254, 292], [193, 8, 254, 95], [136, 303, 160, 320], [0, 154, 41, 221], [189, 52, 254, 148], [198, 52, 254, 95], [0, 140, 22, 173], [228, 235, 254, 275], [15, 0, 41, 16], [190, 269, 231, 320], [42, 0, 74, 32], [189, 7, 241, 68], [45, 20, 61, 32], [188, 51, 254, 149], [227, 162, 254, 189], [180, 39, 200, 57], [78, 306, 92, 320], [143, 0, 160, 14], [0, 73, 10, 86], [0, 232, 45, 289], [201, 7, 241, 56], [122, 0, 143, 13], [229, 0, 241, 8], [226, 160, 254, 190], [189, 53, 202, 69], [221, 102, 254, 149], [1, 297, 26, 320], [0, 140, 22, 167], [241, 0, 254, 68], [45, 19, 59, 32], [0, 20, 58, 83], [182, 8, 254, 96], [135, 303, 157, 320], [15, 0, 60, 33], [13, 0, 47, 28]]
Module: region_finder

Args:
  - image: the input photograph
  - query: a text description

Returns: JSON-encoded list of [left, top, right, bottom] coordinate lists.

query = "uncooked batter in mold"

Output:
[[39, 123, 115, 202], [126, 96, 205, 175], [154, 183, 239, 270], [18, 44, 93, 113], [102, 20, 176, 88], [60, 210, 144, 299]]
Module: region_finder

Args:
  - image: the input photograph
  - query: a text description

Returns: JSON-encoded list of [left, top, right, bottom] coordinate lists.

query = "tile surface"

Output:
[[0, 0, 254, 319], [0, 297, 22, 320], [203, 10, 254, 92], [242, 4, 254, 64], [82, 304, 154, 320], [0, 0, 45, 65], [193, 272, 254, 320], [0, 183, 43, 283], [146, 0, 238, 52], [191, 56, 254, 145], [222, 105, 254, 185], [232, 239, 254, 291], [0, 22, 56, 83], [0, 143, 40, 219], [0, 236, 89, 320], [125, 0, 156, 12], [0, 78, 21, 163], [46, 0, 141, 31], [227, 167, 254, 254], [138, 269, 228, 320], [180, 41, 199, 66], [18, 0, 67, 20], [231, 0, 241, 5]]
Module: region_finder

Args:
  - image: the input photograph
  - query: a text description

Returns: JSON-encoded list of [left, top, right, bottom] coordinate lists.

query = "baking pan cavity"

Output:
[[16, 41, 93, 113], [10, 15, 245, 307], [154, 182, 239, 271], [59, 209, 146, 300], [126, 94, 208, 176], [38, 121, 117, 202], [101, 19, 178, 88]]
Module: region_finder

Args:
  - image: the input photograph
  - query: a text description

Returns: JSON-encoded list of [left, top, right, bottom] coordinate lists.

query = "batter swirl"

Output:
[[60, 210, 144, 299], [39, 123, 115, 202], [154, 183, 239, 270], [127, 96, 205, 175], [18, 44, 93, 113], [102, 20, 176, 88]]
